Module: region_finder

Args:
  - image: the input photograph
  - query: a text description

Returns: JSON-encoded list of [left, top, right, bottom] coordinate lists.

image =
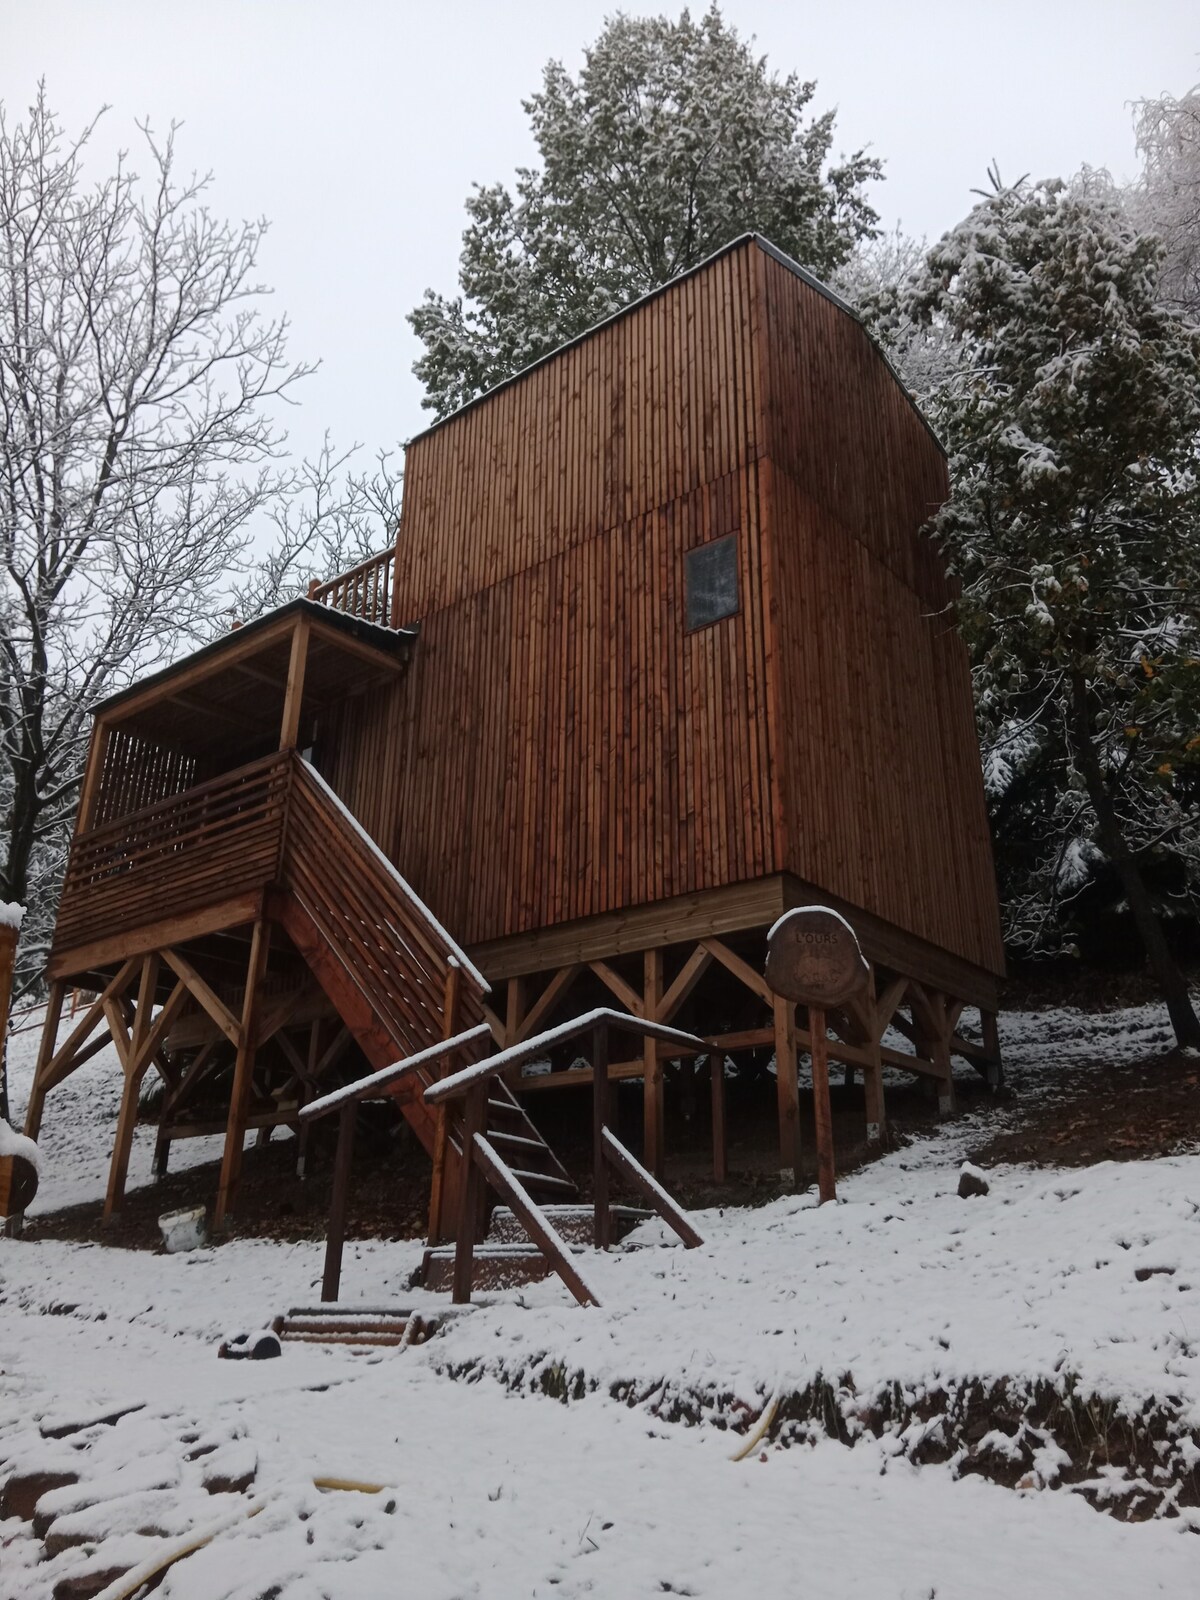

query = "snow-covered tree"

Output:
[[0, 91, 309, 984], [410, 4, 881, 418], [235, 437, 401, 621], [1131, 86, 1200, 321], [878, 176, 1200, 1045]]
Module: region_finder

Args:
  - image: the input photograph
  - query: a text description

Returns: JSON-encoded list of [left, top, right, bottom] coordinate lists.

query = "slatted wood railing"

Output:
[[308, 547, 395, 626], [54, 753, 291, 955]]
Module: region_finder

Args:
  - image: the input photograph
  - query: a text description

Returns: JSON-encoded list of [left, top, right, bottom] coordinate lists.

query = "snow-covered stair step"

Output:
[[272, 1305, 456, 1348], [487, 1203, 651, 1248], [418, 1243, 560, 1293]]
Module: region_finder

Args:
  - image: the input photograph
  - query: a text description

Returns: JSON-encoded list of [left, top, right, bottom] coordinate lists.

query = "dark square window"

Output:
[[685, 534, 739, 630]]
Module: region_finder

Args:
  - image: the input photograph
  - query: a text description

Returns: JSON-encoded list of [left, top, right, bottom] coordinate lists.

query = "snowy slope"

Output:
[[2, 996, 1199, 1596]]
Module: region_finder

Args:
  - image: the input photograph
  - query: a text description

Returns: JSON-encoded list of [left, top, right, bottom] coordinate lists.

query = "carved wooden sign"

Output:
[[765, 906, 869, 1009], [0, 1151, 39, 1219]]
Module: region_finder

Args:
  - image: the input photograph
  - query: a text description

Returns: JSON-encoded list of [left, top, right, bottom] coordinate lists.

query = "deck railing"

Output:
[[308, 547, 395, 627], [54, 753, 291, 956]]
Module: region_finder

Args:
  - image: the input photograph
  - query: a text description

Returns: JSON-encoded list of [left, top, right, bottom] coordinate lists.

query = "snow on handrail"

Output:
[[426, 1006, 707, 1105], [299, 1023, 495, 1120], [297, 757, 491, 994]]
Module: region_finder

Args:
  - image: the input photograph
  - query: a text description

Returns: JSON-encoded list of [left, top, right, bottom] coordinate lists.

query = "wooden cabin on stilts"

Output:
[[20, 235, 1004, 1287]]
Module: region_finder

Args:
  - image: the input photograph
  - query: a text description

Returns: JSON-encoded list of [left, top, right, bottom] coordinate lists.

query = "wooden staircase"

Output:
[[418, 1204, 651, 1292], [276, 758, 575, 1212]]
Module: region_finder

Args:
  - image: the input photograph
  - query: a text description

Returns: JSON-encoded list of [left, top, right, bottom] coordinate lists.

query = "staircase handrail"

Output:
[[294, 757, 491, 995], [425, 1007, 706, 1105], [299, 1023, 496, 1121], [600, 1126, 703, 1248]]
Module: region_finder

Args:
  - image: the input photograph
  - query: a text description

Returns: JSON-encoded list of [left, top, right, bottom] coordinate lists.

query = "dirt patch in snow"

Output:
[[966, 1049, 1200, 1168]]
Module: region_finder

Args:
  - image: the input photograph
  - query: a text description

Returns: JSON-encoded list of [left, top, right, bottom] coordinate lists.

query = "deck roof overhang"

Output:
[[93, 598, 415, 755]]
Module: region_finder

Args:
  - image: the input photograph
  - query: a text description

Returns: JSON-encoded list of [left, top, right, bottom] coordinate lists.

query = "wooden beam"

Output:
[[588, 959, 643, 1018], [75, 722, 112, 837], [774, 994, 800, 1188], [701, 937, 773, 1006], [472, 878, 789, 982], [213, 920, 271, 1229], [21, 980, 66, 1142], [40, 958, 141, 1093], [711, 1051, 727, 1182], [321, 1102, 357, 1303], [103, 612, 299, 724], [102, 955, 161, 1221], [279, 614, 311, 751], [49, 891, 264, 981], [592, 1022, 611, 1250], [516, 963, 582, 1042], [658, 944, 713, 1024], [162, 948, 242, 1047], [642, 948, 664, 1176], [810, 1005, 836, 1205]]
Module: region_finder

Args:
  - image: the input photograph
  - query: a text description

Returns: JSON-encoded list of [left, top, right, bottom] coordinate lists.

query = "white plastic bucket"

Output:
[[158, 1205, 207, 1252]]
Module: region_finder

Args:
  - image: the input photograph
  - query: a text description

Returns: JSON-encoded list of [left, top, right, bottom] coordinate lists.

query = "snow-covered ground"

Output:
[[2, 1000, 1199, 1597]]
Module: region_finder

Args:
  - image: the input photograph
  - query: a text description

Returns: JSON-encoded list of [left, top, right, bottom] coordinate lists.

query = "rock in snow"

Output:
[[958, 1161, 990, 1198]]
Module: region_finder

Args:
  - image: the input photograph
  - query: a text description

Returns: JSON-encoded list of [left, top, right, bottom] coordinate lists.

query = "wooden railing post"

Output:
[[592, 1021, 610, 1250], [322, 1101, 357, 1302], [428, 964, 462, 1245], [451, 1079, 487, 1305]]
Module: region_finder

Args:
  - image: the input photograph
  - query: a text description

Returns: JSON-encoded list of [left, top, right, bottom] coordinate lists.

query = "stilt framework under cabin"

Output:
[[21, 235, 1004, 1233]]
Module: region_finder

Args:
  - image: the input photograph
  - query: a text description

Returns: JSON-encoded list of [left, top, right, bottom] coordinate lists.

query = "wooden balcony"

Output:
[[52, 752, 291, 968], [308, 547, 395, 627]]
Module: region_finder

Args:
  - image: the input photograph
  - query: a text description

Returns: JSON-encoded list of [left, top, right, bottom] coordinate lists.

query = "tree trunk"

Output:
[[1070, 675, 1200, 1049]]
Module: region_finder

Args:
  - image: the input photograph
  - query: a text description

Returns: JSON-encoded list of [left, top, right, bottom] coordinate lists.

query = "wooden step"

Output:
[[507, 1168, 576, 1195], [418, 1244, 556, 1293], [272, 1304, 458, 1348], [487, 1204, 651, 1248]]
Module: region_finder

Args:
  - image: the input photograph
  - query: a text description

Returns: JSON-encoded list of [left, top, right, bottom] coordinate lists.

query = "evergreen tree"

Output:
[[877, 176, 1200, 1044], [410, 5, 881, 418]]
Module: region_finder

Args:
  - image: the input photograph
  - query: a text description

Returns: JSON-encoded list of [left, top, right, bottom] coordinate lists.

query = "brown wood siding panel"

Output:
[[327, 467, 774, 950], [396, 242, 761, 623], [759, 253, 1004, 975], [327, 238, 998, 976]]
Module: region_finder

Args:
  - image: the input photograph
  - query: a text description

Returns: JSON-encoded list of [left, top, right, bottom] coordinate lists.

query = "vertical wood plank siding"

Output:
[[325, 240, 775, 948], [757, 250, 1004, 975], [323, 237, 1002, 977]]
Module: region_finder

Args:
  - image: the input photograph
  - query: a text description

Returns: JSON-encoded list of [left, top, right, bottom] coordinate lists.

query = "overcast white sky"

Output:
[[3, 1, 1197, 476]]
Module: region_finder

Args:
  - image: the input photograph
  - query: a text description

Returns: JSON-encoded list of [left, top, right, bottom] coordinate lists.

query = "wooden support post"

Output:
[[428, 965, 462, 1245], [505, 976, 526, 1047], [863, 1038, 886, 1150], [296, 1020, 321, 1178], [75, 720, 111, 836], [642, 947, 663, 1176], [981, 1010, 1003, 1090], [773, 994, 800, 1188], [710, 1051, 727, 1182], [593, 1022, 611, 1250], [214, 920, 269, 1230], [934, 1031, 956, 1118], [279, 614, 311, 751], [452, 1080, 488, 1305], [103, 954, 159, 1222], [321, 1101, 357, 1302], [22, 980, 66, 1142], [810, 1005, 836, 1204]]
